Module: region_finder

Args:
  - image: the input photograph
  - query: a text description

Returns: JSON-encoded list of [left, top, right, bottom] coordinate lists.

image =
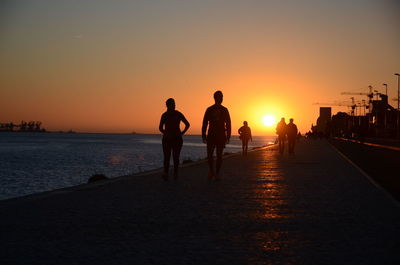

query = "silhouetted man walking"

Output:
[[276, 117, 287, 154], [159, 98, 190, 180], [238, 121, 252, 156], [202, 91, 231, 180], [287, 118, 298, 154]]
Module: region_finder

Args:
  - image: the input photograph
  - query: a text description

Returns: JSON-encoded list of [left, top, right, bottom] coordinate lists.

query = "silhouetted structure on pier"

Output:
[[313, 91, 400, 139], [0, 121, 46, 132]]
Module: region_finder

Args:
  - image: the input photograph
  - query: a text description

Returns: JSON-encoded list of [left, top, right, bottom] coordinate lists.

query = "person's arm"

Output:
[[180, 113, 190, 135], [159, 114, 165, 134], [249, 127, 252, 141], [201, 109, 209, 143], [225, 109, 231, 144]]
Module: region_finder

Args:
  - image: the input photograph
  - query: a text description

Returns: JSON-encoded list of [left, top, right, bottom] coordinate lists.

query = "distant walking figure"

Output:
[[238, 121, 252, 156], [287, 118, 298, 154], [276, 117, 287, 154], [202, 91, 231, 180], [159, 98, 190, 180]]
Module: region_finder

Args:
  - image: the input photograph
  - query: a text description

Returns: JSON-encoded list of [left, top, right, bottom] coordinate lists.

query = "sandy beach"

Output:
[[1, 139, 399, 265]]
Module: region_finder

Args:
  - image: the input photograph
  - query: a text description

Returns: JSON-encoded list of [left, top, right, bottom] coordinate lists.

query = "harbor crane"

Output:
[[341, 85, 373, 99], [341, 85, 375, 114], [313, 99, 362, 116]]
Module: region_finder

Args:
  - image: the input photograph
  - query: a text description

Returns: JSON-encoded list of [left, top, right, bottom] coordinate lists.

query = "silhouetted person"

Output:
[[287, 118, 298, 154], [202, 90, 231, 180], [238, 121, 252, 156], [276, 117, 287, 154], [159, 98, 190, 180]]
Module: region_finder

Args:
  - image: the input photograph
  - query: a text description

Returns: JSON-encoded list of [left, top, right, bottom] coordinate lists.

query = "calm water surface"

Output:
[[0, 133, 275, 200]]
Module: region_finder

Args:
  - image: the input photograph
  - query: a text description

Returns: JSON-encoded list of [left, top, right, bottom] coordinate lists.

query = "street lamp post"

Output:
[[395, 73, 400, 138], [383, 83, 387, 96], [383, 83, 388, 132]]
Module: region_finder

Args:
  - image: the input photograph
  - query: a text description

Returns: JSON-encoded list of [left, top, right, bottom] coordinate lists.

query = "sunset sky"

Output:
[[1, 0, 399, 135]]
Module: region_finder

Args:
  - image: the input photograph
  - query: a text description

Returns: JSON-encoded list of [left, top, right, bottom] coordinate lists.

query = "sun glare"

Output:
[[262, 115, 276, 127]]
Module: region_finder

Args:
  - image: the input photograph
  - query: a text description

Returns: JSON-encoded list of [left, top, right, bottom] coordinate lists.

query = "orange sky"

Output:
[[1, 0, 399, 135]]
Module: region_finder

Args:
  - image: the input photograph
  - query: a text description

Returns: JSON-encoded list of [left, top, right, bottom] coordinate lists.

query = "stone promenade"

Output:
[[1, 139, 399, 265]]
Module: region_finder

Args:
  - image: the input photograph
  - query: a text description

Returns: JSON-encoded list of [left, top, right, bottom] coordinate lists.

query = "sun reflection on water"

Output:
[[108, 155, 124, 165]]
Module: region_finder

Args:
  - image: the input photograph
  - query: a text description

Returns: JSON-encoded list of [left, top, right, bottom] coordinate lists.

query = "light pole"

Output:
[[362, 99, 366, 116], [383, 83, 388, 132], [396, 74, 400, 110], [395, 73, 400, 138], [383, 83, 387, 96]]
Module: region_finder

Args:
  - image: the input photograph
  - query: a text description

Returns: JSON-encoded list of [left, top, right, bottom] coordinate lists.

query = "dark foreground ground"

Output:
[[1, 140, 399, 265], [330, 138, 400, 201]]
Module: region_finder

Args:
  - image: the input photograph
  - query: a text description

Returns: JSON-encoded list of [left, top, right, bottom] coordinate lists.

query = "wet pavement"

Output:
[[1, 139, 399, 265]]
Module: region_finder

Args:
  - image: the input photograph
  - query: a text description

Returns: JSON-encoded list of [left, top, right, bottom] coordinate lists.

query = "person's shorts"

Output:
[[162, 135, 183, 150], [207, 134, 226, 148], [241, 136, 250, 142]]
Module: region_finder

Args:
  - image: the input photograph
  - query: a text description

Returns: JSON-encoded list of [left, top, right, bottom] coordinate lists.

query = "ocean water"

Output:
[[0, 133, 276, 200]]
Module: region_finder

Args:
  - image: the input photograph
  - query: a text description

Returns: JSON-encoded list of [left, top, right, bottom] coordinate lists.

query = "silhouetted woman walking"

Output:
[[238, 121, 252, 155], [159, 98, 190, 180]]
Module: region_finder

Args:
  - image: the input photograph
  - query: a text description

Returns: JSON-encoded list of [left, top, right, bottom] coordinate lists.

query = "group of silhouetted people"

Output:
[[159, 91, 231, 181], [159, 90, 297, 181], [276, 117, 298, 154]]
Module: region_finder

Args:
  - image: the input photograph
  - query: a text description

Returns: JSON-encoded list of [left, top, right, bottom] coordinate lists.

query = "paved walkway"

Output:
[[1, 139, 399, 265]]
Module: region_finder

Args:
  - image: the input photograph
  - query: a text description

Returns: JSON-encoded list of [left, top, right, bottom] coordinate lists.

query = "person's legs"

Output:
[[241, 140, 245, 155], [288, 138, 295, 154], [162, 139, 172, 180], [293, 140, 296, 153], [215, 144, 224, 177], [207, 141, 216, 179], [278, 138, 282, 153], [172, 139, 183, 178], [244, 139, 249, 155], [278, 135, 284, 154]]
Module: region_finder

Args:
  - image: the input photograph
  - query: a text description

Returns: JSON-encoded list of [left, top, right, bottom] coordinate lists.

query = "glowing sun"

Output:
[[262, 115, 276, 127]]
